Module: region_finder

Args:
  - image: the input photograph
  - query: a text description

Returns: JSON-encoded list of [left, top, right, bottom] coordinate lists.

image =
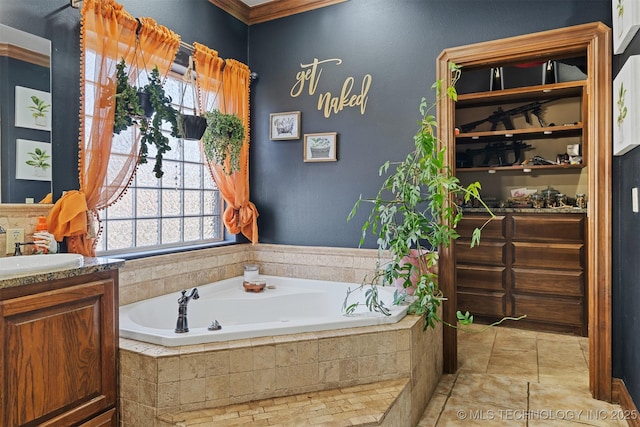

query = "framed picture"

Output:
[[16, 139, 52, 181], [270, 111, 300, 140], [304, 132, 337, 162], [613, 0, 640, 54], [15, 86, 52, 131], [613, 55, 640, 156]]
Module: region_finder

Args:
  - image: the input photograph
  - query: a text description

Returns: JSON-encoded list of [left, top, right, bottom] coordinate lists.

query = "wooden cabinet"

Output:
[[437, 22, 611, 396], [456, 213, 586, 335], [0, 270, 119, 426]]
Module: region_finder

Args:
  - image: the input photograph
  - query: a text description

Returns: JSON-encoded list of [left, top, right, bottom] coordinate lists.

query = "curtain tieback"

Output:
[[223, 202, 259, 242]]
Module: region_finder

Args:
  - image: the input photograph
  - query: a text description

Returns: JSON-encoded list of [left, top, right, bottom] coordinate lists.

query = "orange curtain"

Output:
[[193, 43, 259, 243], [47, 0, 179, 255]]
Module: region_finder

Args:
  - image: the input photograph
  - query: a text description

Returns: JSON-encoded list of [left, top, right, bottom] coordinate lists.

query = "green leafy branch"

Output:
[[203, 109, 245, 175], [347, 62, 495, 329]]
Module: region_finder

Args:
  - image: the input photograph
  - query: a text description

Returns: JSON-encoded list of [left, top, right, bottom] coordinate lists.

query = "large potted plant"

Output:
[[113, 58, 180, 178], [202, 109, 245, 175], [347, 63, 496, 329]]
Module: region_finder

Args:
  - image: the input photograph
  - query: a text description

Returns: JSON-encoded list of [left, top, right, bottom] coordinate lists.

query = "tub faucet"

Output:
[[14, 242, 35, 256], [175, 288, 199, 333]]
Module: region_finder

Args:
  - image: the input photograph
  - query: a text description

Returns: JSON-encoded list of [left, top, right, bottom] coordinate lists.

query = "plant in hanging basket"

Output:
[[114, 59, 144, 134], [178, 113, 207, 140], [202, 109, 245, 174], [112, 58, 180, 178]]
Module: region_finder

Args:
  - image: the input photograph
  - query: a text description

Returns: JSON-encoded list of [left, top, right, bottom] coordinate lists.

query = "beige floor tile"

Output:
[[458, 342, 492, 373], [418, 392, 448, 427], [486, 349, 538, 382], [416, 326, 626, 427], [458, 327, 497, 346], [493, 327, 538, 352], [343, 325, 631, 427], [537, 339, 585, 365], [538, 366, 590, 393], [436, 396, 526, 427], [528, 382, 625, 427], [433, 374, 457, 396], [449, 371, 528, 409]]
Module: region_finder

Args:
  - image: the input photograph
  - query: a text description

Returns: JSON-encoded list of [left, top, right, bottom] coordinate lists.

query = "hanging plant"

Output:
[[113, 58, 144, 134], [112, 58, 179, 178], [138, 66, 180, 178], [202, 109, 245, 174]]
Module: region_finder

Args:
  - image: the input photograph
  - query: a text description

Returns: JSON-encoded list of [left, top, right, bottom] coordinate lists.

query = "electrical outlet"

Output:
[[6, 228, 25, 255]]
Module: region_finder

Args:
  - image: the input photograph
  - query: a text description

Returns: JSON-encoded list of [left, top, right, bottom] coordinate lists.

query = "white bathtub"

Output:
[[119, 275, 408, 346]]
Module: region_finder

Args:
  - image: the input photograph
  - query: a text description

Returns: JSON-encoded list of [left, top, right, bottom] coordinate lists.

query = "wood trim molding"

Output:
[[209, 0, 347, 25], [208, 0, 250, 24], [437, 22, 613, 402], [612, 378, 640, 427], [0, 43, 50, 68]]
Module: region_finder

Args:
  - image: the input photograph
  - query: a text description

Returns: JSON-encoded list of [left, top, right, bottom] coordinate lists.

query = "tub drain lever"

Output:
[[208, 320, 222, 331]]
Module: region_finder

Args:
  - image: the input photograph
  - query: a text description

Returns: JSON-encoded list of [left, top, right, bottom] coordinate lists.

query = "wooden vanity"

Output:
[[0, 257, 123, 426]]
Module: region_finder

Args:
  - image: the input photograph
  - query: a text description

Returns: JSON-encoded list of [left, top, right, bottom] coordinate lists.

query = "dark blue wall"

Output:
[[612, 36, 640, 409], [248, 0, 611, 249]]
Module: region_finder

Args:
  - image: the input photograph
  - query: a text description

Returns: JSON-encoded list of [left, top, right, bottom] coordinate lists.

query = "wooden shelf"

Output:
[[456, 163, 585, 173], [456, 80, 586, 107], [456, 123, 582, 142]]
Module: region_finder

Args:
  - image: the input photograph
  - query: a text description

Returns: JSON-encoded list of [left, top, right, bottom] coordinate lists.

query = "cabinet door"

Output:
[[0, 279, 116, 426]]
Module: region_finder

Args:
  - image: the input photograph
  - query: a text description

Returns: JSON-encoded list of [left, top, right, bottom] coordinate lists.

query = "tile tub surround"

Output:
[[119, 314, 442, 426], [118, 243, 436, 425], [118, 243, 390, 306]]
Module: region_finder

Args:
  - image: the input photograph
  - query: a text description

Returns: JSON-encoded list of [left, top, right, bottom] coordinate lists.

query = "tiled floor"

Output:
[[418, 326, 628, 426]]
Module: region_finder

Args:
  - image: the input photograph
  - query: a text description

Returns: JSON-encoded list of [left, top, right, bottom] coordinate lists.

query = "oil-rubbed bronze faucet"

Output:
[[175, 288, 199, 333], [14, 242, 35, 256]]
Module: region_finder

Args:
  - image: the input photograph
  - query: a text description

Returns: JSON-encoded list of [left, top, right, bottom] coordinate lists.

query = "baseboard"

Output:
[[612, 378, 640, 427]]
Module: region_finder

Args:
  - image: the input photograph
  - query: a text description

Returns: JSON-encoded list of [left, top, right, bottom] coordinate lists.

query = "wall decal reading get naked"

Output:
[[290, 58, 372, 118]]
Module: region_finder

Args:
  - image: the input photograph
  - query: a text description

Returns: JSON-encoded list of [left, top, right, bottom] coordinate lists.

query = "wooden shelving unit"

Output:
[[436, 22, 612, 400]]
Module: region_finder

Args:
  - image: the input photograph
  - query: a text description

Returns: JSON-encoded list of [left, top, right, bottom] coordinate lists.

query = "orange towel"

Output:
[[46, 190, 89, 242], [39, 193, 52, 204]]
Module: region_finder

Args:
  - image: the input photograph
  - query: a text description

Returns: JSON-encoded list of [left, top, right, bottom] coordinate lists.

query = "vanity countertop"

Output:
[[0, 256, 124, 290]]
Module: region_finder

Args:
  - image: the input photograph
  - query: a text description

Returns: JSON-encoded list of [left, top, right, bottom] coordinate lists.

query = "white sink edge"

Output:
[[0, 254, 84, 277]]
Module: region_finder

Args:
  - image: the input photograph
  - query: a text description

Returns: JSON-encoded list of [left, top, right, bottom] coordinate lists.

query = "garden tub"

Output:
[[119, 275, 408, 346]]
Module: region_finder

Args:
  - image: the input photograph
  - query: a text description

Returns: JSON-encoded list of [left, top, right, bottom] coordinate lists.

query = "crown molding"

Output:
[[209, 0, 347, 25]]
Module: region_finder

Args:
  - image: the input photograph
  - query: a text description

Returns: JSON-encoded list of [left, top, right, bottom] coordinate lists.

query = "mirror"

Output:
[[0, 23, 52, 203]]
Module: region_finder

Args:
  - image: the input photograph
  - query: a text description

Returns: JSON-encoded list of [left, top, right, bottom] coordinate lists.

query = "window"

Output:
[[94, 70, 225, 256]]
